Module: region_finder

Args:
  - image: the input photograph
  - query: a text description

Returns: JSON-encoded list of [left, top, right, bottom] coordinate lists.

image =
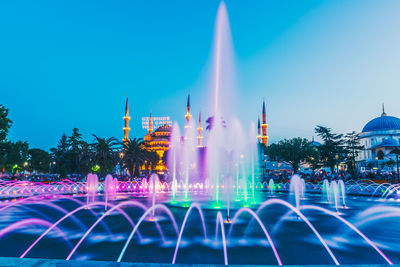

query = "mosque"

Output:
[[122, 97, 172, 173], [143, 112, 172, 172], [122, 95, 269, 174], [357, 105, 400, 170]]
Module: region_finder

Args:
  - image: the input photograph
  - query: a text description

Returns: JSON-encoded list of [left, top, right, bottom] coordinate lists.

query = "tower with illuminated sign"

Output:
[[123, 96, 130, 144]]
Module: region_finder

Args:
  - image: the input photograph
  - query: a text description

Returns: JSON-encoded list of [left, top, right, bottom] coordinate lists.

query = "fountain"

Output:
[[322, 179, 330, 203], [104, 174, 118, 212], [86, 173, 99, 206], [268, 179, 275, 196], [290, 174, 305, 209], [0, 2, 399, 266], [148, 173, 160, 220], [338, 179, 347, 208]]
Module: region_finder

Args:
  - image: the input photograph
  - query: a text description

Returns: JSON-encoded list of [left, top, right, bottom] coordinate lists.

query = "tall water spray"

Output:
[[168, 122, 181, 203], [269, 179, 275, 196], [330, 180, 340, 211], [86, 173, 99, 206], [338, 179, 346, 208], [183, 119, 197, 204], [290, 175, 305, 209], [248, 122, 259, 204], [229, 118, 246, 202], [322, 179, 330, 203], [104, 174, 117, 211], [164, 2, 260, 210], [149, 173, 160, 219], [206, 2, 236, 209]]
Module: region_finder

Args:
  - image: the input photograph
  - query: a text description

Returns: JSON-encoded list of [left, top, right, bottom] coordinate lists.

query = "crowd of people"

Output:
[[1, 169, 400, 185], [264, 169, 400, 184]]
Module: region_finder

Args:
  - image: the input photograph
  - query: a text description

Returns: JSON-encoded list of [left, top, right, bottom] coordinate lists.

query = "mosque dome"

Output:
[[362, 108, 400, 133], [311, 140, 322, 147], [153, 124, 172, 135]]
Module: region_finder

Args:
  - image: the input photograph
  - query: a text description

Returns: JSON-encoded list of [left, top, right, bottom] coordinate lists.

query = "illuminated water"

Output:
[[0, 177, 399, 265]]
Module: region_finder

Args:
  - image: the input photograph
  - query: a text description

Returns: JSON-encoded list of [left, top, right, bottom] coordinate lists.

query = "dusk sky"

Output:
[[2, 0, 400, 150]]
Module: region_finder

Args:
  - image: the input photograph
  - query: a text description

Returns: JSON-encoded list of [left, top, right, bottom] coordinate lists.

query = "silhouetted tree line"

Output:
[[264, 126, 364, 177], [0, 105, 159, 177]]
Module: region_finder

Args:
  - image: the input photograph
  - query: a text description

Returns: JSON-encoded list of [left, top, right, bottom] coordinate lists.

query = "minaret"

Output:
[[257, 116, 261, 142], [382, 103, 387, 116], [148, 111, 153, 134], [197, 112, 203, 147], [185, 93, 192, 128], [261, 99, 269, 146], [123, 96, 130, 144]]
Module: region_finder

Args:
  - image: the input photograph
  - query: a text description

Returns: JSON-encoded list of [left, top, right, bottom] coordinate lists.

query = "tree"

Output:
[[367, 162, 374, 169], [121, 138, 160, 177], [380, 162, 386, 170], [266, 138, 316, 173], [0, 105, 13, 170], [308, 147, 322, 169], [78, 141, 93, 175], [5, 141, 29, 173], [0, 105, 12, 143], [344, 131, 364, 177], [51, 134, 69, 177], [121, 138, 146, 176], [143, 150, 159, 172], [315, 126, 345, 173], [67, 128, 83, 174], [28, 148, 50, 173], [386, 158, 396, 170], [91, 135, 119, 177]]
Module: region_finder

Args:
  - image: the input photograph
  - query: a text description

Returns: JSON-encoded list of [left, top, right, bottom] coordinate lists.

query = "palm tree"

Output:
[[91, 135, 120, 177], [121, 138, 147, 177], [143, 150, 159, 171], [79, 141, 93, 176], [67, 128, 83, 174]]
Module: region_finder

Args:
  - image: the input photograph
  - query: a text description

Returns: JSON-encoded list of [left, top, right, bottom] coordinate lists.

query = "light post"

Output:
[[375, 156, 381, 175], [335, 154, 339, 174]]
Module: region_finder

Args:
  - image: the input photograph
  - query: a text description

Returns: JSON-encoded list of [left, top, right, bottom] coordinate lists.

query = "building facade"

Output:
[[357, 106, 400, 170]]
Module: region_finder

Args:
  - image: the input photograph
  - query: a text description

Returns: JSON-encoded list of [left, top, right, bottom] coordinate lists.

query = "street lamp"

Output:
[[335, 155, 339, 173]]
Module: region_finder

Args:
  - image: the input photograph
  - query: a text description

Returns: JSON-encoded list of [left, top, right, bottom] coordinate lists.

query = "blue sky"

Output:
[[1, 0, 400, 149]]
